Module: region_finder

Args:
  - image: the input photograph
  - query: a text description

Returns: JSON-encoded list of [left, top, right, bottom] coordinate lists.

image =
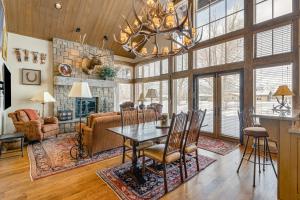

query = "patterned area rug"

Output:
[[27, 133, 122, 180], [198, 135, 239, 155], [97, 154, 216, 200]]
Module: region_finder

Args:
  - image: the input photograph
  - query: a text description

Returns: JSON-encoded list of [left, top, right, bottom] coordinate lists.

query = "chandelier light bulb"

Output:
[[166, 15, 175, 28], [140, 47, 148, 56], [152, 16, 161, 28], [120, 31, 128, 43], [167, 2, 175, 13], [162, 47, 169, 55], [124, 26, 132, 34]]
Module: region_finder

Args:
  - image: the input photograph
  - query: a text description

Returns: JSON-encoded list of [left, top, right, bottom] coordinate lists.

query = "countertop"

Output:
[[253, 109, 300, 121]]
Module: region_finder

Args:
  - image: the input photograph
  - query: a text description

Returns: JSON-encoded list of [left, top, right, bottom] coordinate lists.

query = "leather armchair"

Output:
[[8, 110, 59, 142]]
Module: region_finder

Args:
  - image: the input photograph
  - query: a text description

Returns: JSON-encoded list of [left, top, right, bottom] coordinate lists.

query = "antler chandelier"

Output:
[[114, 0, 202, 58]]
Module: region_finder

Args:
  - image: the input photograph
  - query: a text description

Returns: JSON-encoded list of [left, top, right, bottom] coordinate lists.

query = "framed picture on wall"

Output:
[[22, 68, 41, 85]]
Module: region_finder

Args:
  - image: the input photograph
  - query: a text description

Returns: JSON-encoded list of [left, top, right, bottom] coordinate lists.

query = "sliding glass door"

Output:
[[195, 71, 242, 140]]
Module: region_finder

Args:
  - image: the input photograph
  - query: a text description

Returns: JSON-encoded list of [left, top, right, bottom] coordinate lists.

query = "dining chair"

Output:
[[182, 109, 206, 178], [143, 107, 157, 123], [142, 112, 189, 193], [121, 107, 154, 163]]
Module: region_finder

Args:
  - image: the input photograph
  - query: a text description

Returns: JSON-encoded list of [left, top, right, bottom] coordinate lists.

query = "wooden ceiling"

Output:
[[3, 0, 142, 58]]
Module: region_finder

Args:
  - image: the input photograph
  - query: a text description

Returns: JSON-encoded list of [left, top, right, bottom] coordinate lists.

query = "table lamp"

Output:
[[273, 85, 294, 110], [138, 92, 145, 109], [145, 89, 158, 104], [30, 91, 56, 118], [68, 81, 92, 160]]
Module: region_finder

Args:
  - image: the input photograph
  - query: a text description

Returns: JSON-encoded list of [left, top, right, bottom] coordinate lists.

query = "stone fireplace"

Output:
[[52, 38, 117, 133], [75, 97, 98, 118]]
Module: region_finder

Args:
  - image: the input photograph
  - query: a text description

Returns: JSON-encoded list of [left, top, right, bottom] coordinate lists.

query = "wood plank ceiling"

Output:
[[3, 0, 140, 58]]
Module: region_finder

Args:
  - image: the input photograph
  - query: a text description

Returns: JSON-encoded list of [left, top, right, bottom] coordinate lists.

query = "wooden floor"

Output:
[[0, 146, 277, 200]]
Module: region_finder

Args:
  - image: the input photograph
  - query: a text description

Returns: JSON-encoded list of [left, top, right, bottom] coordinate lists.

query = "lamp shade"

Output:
[[273, 85, 294, 96], [68, 82, 92, 98], [31, 91, 56, 103], [138, 92, 145, 101], [145, 89, 158, 99]]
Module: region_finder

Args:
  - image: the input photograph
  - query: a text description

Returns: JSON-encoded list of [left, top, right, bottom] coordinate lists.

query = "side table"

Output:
[[0, 132, 24, 158]]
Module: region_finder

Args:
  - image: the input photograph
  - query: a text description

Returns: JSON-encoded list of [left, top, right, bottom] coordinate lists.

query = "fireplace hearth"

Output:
[[75, 97, 98, 118]]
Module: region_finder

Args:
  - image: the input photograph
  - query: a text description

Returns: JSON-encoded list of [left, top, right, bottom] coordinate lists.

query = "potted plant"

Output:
[[98, 65, 117, 80]]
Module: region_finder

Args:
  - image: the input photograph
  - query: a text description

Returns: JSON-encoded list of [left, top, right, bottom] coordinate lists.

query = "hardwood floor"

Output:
[[0, 146, 277, 200]]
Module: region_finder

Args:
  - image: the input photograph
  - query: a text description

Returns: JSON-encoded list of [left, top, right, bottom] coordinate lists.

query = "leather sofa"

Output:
[[8, 110, 59, 142]]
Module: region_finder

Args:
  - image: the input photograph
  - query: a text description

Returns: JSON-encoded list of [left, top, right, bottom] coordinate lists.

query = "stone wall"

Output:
[[52, 38, 116, 133]]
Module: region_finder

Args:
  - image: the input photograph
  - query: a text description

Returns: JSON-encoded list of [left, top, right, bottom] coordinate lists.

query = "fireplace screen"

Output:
[[75, 97, 98, 118]]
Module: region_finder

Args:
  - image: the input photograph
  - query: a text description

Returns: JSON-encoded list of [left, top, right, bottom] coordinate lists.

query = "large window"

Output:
[[195, 37, 244, 68], [175, 53, 188, 72], [254, 64, 293, 114], [115, 63, 133, 80], [136, 59, 169, 78], [173, 78, 189, 113], [117, 83, 133, 110], [254, 24, 292, 58], [135, 81, 169, 113], [196, 0, 244, 42], [255, 0, 293, 24]]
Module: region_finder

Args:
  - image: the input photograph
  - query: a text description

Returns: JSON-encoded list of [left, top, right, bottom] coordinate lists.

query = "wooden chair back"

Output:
[[184, 109, 206, 148], [143, 107, 157, 123], [120, 107, 139, 127], [164, 112, 188, 158]]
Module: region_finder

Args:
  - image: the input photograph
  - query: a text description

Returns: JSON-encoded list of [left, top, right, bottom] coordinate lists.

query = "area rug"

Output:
[[97, 154, 216, 200], [198, 135, 239, 155], [27, 133, 122, 180]]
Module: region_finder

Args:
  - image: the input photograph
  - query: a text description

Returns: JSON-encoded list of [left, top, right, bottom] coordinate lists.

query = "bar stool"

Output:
[[237, 111, 278, 187]]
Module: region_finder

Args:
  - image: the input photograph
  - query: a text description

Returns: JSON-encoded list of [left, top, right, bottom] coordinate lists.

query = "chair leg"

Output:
[[122, 145, 126, 163], [265, 138, 278, 178], [142, 152, 145, 175], [195, 149, 200, 172], [163, 163, 168, 193], [253, 137, 257, 187], [183, 153, 188, 178], [237, 136, 249, 173], [258, 138, 261, 173], [179, 157, 184, 183]]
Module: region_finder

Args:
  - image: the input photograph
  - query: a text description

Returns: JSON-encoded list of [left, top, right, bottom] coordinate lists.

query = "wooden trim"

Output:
[[253, 53, 294, 68], [192, 62, 244, 75]]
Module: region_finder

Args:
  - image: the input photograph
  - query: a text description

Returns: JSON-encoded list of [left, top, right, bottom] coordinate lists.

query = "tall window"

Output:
[[195, 37, 244, 68], [175, 53, 188, 72], [254, 24, 292, 58], [118, 83, 133, 110], [173, 78, 189, 113], [115, 63, 133, 79], [196, 0, 244, 42], [135, 81, 169, 113], [254, 64, 293, 114], [136, 59, 169, 78], [255, 0, 293, 24]]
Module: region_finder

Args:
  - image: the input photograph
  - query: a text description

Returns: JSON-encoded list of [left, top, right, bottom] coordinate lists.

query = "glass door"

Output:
[[219, 73, 241, 138], [195, 75, 216, 135], [195, 71, 242, 140]]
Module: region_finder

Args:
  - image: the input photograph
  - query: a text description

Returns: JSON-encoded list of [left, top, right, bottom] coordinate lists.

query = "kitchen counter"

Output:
[[254, 110, 300, 200]]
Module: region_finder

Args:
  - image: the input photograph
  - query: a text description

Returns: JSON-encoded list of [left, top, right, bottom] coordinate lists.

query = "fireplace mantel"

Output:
[[54, 76, 117, 88]]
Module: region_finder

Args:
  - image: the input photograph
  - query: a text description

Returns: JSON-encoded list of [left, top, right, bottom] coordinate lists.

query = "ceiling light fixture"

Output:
[[114, 0, 202, 58], [55, 2, 62, 10]]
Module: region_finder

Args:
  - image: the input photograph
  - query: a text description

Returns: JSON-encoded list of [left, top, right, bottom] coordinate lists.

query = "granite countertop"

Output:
[[253, 109, 300, 121]]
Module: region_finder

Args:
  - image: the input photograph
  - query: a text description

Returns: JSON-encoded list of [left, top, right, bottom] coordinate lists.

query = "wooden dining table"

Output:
[[107, 121, 169, 184]]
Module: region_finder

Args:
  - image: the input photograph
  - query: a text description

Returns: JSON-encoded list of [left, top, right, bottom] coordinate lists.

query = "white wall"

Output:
[[4, 33, 53, 133]]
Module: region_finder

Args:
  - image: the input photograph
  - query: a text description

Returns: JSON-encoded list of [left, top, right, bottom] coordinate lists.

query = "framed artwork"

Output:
[[22, 68, 41, 85]]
